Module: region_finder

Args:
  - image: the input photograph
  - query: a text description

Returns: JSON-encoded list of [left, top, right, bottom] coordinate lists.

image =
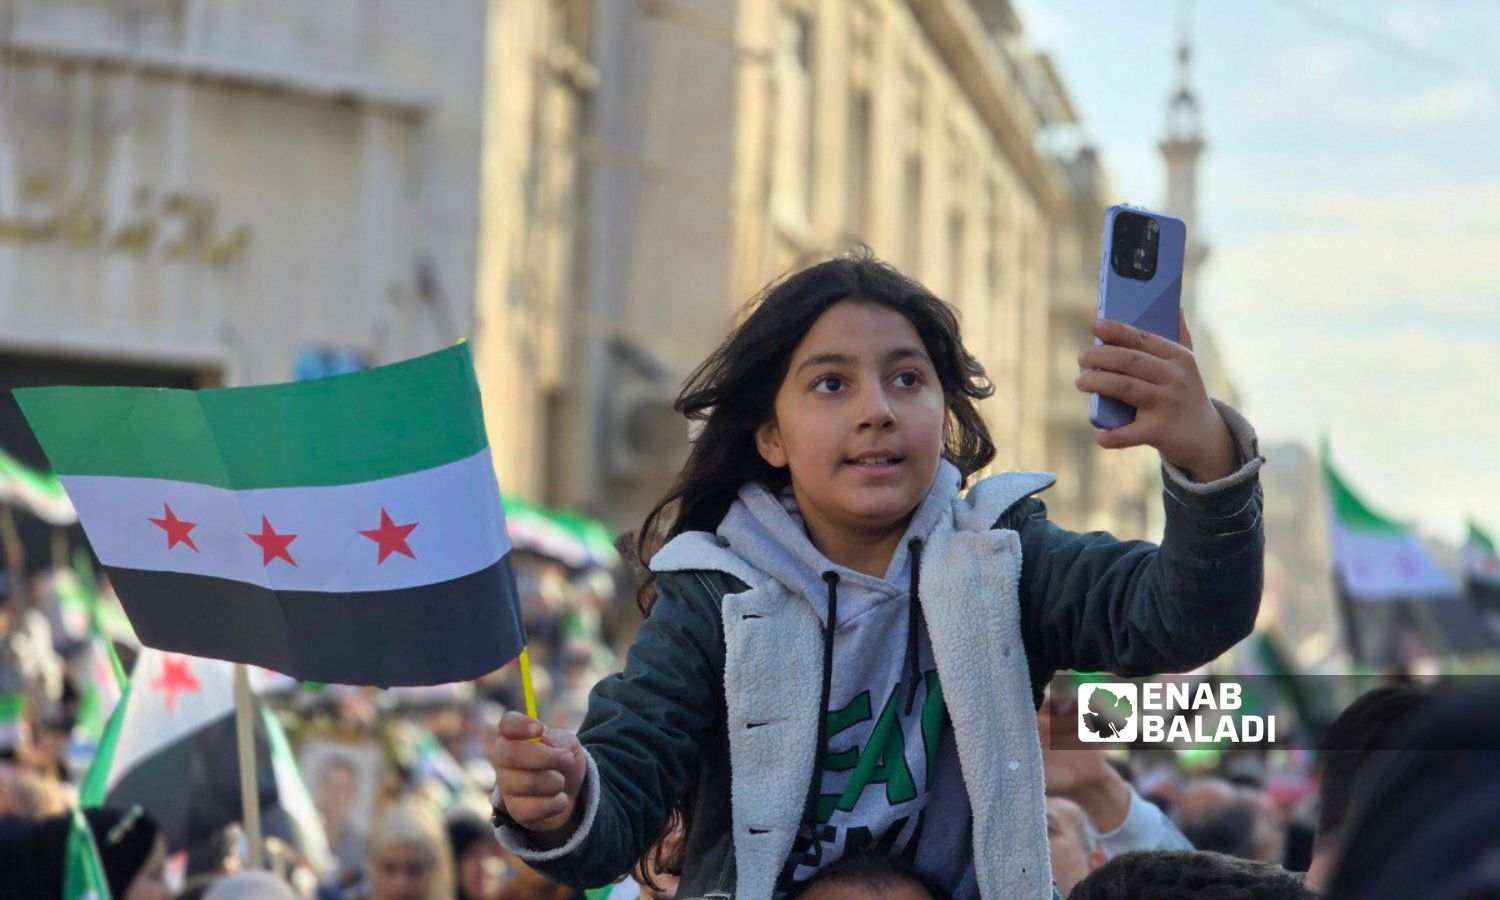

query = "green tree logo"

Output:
[[1082, 687, 1135, 739]]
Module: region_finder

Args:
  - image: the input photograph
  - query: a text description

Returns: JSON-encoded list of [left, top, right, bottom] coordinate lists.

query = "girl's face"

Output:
[[756, 301, 945, 541]]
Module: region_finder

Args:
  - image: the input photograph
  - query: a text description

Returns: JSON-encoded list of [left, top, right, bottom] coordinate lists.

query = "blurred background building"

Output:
[[0, 0, 492, 472], [526, 0, 1216, 539], [0, 0, 1247, 542]]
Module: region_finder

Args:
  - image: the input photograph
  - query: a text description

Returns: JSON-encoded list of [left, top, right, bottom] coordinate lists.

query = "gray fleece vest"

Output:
[[650, 470, 1060, 900]]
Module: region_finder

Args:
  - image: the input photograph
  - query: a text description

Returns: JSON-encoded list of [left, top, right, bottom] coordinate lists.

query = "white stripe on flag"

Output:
[[107, 649, 235, 791], [1333, 524, 1459, 602], [62, 448, 510, 593]]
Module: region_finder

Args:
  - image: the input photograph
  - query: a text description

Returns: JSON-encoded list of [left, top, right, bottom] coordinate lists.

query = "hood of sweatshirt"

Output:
[[715, 457, 964, 629]]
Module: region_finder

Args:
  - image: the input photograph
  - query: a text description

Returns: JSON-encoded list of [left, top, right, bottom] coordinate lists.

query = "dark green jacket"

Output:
[[497, 402, 1265, 900]]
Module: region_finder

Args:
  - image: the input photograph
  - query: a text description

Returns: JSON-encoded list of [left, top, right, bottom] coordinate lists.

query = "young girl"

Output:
[[488, 253, 1265, 900]]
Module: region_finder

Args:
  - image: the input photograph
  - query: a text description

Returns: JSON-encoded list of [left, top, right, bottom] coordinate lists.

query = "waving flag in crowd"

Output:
[[16, 344, 525, 687], [1466, 520, 1500, 612], [1323, 442, 1500, 663], [81, 647, 331, 869]]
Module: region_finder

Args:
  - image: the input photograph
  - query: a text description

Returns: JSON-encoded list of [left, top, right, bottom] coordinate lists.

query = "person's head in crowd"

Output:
[[315, 754, 362, 839], [2, 804, 169, 900], [1173, 776, 1236, 822], [1066, 849, 1316, 900], [1326, 684, 1500, 900], [1173, 777, 1259, 860], [788, 851, 947, 900], [1179, 797, 1257, 860], [1047, 796, 1106, 896], [447, 811, 510, 900], [97, 805, 170, 900], [0, 760, 69, 817], [1305, 683, 1428, 891], [368, 800, 454, 900], [561, 638, 596, 688], [1242, 788, 1285, 866], [202, 870, 301, 900]]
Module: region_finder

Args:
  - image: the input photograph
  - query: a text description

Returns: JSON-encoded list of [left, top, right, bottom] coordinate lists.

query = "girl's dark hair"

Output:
[[630, 248, 995, 616], [628, 251, 995, 892]]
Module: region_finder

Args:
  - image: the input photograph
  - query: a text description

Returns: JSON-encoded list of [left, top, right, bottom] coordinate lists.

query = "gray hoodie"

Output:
[[717, 460, 978, 896]]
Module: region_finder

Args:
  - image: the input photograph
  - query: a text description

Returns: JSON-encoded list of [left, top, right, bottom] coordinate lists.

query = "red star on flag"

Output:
[[150, 654, 202, 712], [247, 516, 298, 567], [149, 503, 198, 552], [360, 507, 418, 564]]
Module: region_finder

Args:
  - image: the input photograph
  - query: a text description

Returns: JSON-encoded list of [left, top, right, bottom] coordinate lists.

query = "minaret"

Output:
[[1159, 2, 1208, 319]]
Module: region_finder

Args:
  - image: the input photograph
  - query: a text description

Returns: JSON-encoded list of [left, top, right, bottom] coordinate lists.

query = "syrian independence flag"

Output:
[[82, 648, 332, 867], [1466, 521, 1500, 612], [1322, 448, 1457, 602], [16, 344, 524, 686]]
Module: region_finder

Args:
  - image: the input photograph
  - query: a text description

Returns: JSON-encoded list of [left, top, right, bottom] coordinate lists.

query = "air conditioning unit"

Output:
[[607, 377, 688, 482]]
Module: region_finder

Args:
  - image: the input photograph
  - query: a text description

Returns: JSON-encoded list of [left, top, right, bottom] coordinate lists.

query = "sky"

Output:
[[1011, 0, 1500, 546]]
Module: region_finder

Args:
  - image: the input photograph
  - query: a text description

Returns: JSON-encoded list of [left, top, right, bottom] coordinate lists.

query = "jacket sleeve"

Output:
[[1096, 786, 1195, 857], [493, 571, 728, 888], [1015, 399, 1266, 692]]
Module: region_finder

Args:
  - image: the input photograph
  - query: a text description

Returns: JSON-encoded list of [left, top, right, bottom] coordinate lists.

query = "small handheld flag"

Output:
[[16, 345, 527, 686]]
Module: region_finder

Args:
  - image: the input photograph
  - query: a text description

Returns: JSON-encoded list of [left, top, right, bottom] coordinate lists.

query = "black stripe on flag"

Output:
[[105, 555, 526, 686], [108, 710, 275, 852]]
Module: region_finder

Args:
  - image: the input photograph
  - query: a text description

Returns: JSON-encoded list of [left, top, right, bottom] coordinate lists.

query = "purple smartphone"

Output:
[[1090, 204, 1187, 430]]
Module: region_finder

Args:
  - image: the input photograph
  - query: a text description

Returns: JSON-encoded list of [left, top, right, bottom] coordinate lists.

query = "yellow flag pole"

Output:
[[517, 646, 539, 723]]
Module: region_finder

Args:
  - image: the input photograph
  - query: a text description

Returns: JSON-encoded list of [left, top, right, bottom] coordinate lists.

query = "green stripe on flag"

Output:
[[1320, 438, 1406, 534], [1471, 521, 1496, 556], [16, 345, 487, 489], [81, 681, 131, 807], [64, 806, 112, 900]]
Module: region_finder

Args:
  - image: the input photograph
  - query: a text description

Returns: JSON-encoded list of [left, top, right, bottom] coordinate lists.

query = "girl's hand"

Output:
[[490, 711, 588, 842], [1075, 309, 1237, 482]]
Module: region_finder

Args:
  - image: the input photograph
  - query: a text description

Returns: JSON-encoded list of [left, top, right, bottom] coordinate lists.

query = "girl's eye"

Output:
[[893, 370, 923, 388], [813, 375, 845, 394]]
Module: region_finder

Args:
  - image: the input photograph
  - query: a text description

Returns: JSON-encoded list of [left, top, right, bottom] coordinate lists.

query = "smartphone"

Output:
[[1090, 204, 1187, 430]]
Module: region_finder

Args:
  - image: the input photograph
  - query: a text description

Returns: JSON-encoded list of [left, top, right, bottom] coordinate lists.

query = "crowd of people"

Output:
[[0, 525, 638, 899], [3, 253, 1497, 898], [2, 504, 1499, 898]]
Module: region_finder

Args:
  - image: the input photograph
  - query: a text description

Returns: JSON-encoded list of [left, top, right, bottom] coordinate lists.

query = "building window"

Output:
[[774, 7, 815, 222], [948, 209, 966, 307], [846, 88, 872, 238], [845, 3, 875, 239], [900, 61, 926, 272], [902, 155, 923, 272], [985, 179, 1002, 299]]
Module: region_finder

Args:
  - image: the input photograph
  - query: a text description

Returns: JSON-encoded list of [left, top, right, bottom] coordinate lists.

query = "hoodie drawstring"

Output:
[[802, 571, 841, 847], [904, 537, 925, 717], [800, 545, 923, 849]]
